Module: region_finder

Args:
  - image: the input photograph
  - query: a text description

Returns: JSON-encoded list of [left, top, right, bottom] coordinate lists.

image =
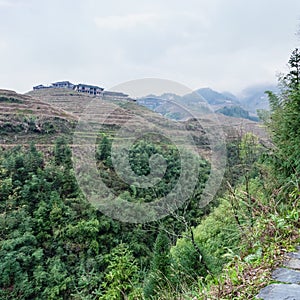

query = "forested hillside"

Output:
[[0, 49, 299, 299]]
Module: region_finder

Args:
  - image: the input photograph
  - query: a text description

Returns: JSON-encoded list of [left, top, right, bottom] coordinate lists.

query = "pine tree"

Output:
[[100, 243, 141, 300], [266, 48, 300, 181], [283, 48, 300, 92], [143, 230, 171, 299], [53, 137, 72, 169], [96, 134, 112, 167]]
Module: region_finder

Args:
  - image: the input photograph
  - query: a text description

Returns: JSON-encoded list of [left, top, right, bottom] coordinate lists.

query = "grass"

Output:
[[199, 198, 300, 299]]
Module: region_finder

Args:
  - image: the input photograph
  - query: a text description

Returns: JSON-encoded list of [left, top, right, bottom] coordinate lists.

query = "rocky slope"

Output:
[[257, 246, 300, 299]]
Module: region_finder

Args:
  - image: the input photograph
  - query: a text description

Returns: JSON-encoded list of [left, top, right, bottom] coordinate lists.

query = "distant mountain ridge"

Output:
[[195, 85, 277, 112], [137, 84, 277, 121], [195, 88, 240, 106]]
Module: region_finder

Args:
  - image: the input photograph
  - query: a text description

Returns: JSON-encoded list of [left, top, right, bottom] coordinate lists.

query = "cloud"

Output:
[[0, 40, 7, 49], [0, 0, 26, 7], [94, 13, 159, 30], [0, 1, 14, 6], [92, 11, 210, 65], [1, 0, 300, 94]]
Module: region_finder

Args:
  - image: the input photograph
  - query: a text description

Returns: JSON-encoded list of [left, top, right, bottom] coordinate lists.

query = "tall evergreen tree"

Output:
[[283, 48, 300, 92], [96, 134, 112, 167], [100, 243, 141, 300], [143, 230, 171, 299], [53, 137, 72, 169], [266, 47, 300, 182]]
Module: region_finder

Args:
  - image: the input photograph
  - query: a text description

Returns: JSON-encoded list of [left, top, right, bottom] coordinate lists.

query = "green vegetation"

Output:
[[0, 49, 299, 299], [193, 48, 300, 299], [143, 230, 172, 299], [0, 135, 211, 299], [96, 132, 210, 222], [216, 105, 259, 121], [0, 96, 23, 104]]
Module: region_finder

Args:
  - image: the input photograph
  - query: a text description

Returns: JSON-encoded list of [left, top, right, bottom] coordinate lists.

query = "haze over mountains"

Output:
[[138, 83, 276, 121], [196, 84, 276, 111]]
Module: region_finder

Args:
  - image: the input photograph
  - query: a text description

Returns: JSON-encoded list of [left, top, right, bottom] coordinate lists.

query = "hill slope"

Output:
[[28, 89, 215, 158], [0, 87, 270, 155], [0, 89, 75, 146]]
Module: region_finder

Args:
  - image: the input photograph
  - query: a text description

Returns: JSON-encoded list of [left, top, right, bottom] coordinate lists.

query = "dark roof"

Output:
[[52, 81, 74, 85], [77, 84, 104, 90], [33, 84, 49, 89]]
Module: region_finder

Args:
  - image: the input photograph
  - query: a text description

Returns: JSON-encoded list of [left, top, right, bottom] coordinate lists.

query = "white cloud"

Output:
[[92, 11, 210, 66], [0, 0, 25, 7], [94, 11, 209, 32], [0, 40, 6, 47], [0, 40, 8, 51], [1, 0, 300, 94], [94, 13, 159, 30], [0, 0, 13, 6]]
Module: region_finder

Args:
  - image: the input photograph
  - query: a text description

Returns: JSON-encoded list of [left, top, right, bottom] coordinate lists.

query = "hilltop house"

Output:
[[32, 81, 134, 100], [33, 81, 75, 90], [33, 84, 49, 90], [73, 84, 104, 96], [52, 81, 75, 89]]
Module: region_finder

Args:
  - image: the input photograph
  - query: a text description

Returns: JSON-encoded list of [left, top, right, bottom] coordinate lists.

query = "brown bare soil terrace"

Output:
[[0, 88, 270, 160]]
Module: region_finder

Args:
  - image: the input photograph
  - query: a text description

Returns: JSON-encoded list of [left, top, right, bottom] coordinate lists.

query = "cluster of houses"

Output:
[[33, 81, 135, 101]]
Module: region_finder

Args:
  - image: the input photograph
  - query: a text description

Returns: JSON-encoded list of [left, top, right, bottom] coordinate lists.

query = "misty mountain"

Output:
[[195, 88, 240, 106], [137, 84, 276, 122], [137, 92, 210, 120], [238, 84, 277, 113], [216, 105, 259, 122]]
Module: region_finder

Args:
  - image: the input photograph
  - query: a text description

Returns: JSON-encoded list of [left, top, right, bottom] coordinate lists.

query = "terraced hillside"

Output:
[[0, 89, 75, 147], [29, 88, 138, 125], [28, 89, 213, 158], [0, 88, 269, 158], [138, 93, 270, 146]]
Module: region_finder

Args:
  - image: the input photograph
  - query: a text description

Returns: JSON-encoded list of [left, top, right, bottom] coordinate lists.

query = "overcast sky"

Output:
[[0, 0, 299, 95]]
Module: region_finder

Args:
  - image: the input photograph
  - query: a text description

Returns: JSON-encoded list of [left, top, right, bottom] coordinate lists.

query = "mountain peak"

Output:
[[195, 87, 239, 105]]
